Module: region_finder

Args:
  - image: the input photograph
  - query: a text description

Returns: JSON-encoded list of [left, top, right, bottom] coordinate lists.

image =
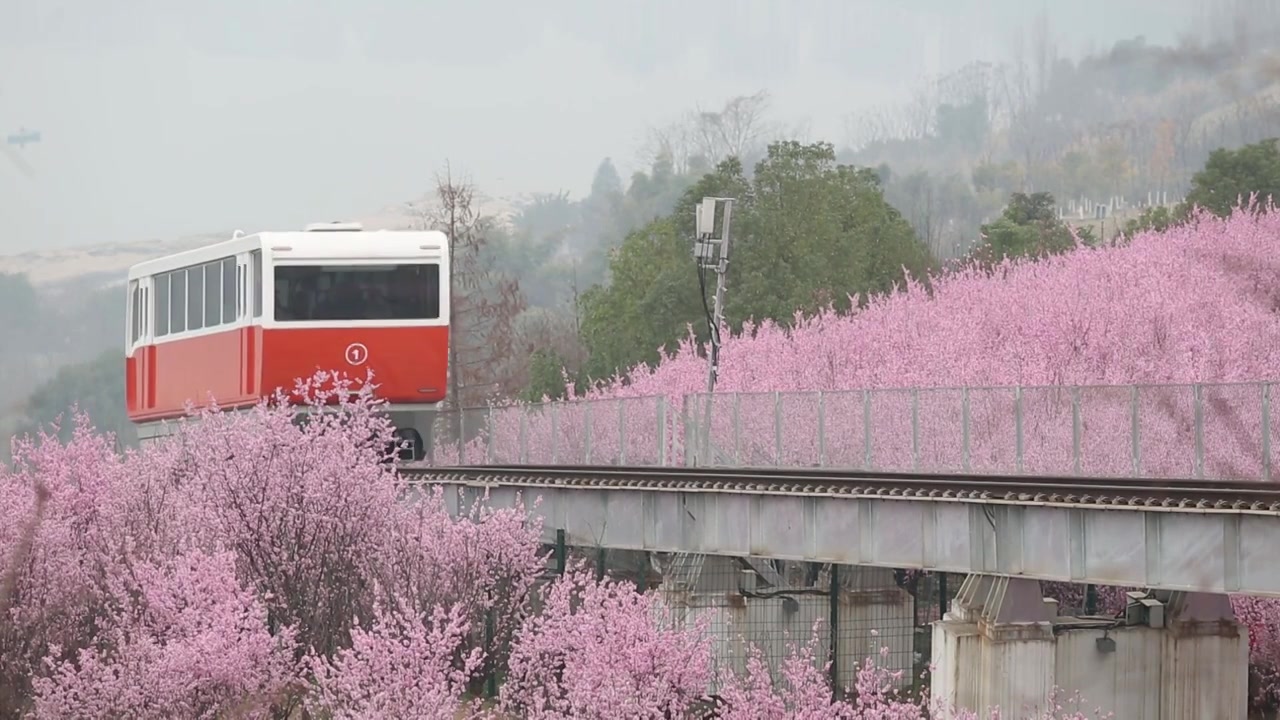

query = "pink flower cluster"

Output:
[[30, 550, 296, 720], [500, 567, 715, 719], [308, 602, 484, 720]]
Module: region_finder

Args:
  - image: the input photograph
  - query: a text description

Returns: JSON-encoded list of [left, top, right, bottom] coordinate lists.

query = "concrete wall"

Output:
[[1055, 626, 1162, 720], [933, 616, 1248, 719]]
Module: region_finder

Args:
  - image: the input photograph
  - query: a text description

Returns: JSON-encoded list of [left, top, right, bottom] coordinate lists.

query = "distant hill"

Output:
[[0, 192, 523, 293]]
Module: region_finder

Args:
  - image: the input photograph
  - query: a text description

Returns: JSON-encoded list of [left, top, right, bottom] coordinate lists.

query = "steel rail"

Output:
[[400, 464, 1280, 512]]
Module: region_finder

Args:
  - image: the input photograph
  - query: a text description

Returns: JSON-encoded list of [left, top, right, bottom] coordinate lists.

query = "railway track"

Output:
[[400, 464, 1280, 512]]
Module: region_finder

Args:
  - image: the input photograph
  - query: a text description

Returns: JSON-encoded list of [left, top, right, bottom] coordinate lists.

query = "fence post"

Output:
[[551, 404, 561, 464], [701, 392, 715, 470], [774, 391, 783, 467], [458, 408, 468, 463], [658, 397, 669, 466], [862, 389, 873, 471], [682, 397, 696, 467], [732, 393, 742, 464], [484, 406, 495, 464], [484, 609, 497, 698], [911, 388, 921, 472], [1072, 386, 1082, 476], [427, 414, 437, 465], [618, 399, 627, 466], [1262, 383, 1272, 482], [829, 563, 840, 700], [555, 528, 567, 575], [1014, 386, 1024, 474], [1193, 384, 1205, 479], [584, 402, 593, 465], [519, 406, 530, 464], [1130, 385, 1141, 477], [938, 573, 948, 618], [817, 391, 827, 468]]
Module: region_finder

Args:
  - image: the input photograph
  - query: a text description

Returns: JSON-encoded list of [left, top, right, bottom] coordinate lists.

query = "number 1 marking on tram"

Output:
[[345, 343, 369, 366]]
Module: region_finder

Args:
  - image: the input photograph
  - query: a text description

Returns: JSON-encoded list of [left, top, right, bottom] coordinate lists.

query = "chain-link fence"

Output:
[[421, 381, 1277, 481], [420, 396, 672, 467], [471, 535, 971, 702]]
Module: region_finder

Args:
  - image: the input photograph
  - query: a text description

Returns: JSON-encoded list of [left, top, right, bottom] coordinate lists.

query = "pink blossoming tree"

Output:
[[30, 550, 296, 720], [0, 376, 548, 718], [307, 601, 484, 720], [500, 566, 716, 719]]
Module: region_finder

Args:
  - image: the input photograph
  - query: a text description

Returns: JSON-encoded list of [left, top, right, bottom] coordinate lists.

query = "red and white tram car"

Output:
[[124, 221, 450, 459]]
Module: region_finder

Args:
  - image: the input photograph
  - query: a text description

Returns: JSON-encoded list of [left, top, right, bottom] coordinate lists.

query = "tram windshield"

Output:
[[273, 263, 441, 321]]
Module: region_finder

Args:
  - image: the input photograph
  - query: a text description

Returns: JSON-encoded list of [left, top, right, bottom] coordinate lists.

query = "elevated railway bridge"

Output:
[[398, 381, 1276, 717]]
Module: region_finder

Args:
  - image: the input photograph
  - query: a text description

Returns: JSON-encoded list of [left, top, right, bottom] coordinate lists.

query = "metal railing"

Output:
[[421, 381, 1277, 481]]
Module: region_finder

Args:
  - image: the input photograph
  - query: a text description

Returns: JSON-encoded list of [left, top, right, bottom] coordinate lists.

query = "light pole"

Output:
[[693, 196, 734, 465]]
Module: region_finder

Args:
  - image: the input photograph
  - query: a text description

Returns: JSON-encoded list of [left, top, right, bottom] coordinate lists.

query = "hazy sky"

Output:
[[0, 0, 1207, 252]]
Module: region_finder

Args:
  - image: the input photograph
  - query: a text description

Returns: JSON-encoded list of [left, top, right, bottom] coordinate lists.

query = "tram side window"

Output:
[[149, 260, 242, 336], [170, 271, 187, 334], [130, 285, 142, 345], [155, 275, 170, 336], [274, 263, 441, 321], [202, 264, 219, 327], [187, 266, 204, 331]]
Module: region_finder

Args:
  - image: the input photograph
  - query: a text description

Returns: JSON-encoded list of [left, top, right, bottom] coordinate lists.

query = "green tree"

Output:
[[971, 192, 1090, 266], [935, 98, 988, 149], [971, 162, 1022, 195], [578, 217, 708, 381], [0, 272, 41, 338], [17, 350, 135, 448], [729, 141, 934, 323], [521, 348, 574, 403], [1183, 138, 1280, 218], [1121, 205, 1177, 237], [579, 141, 937, 382]]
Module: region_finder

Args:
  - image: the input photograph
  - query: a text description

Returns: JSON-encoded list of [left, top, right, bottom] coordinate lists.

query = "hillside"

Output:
[[0, 192, 523, 293]]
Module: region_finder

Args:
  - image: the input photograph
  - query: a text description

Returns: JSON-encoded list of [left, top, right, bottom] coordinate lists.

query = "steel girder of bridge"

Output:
[[407, 466, 1280, 597]]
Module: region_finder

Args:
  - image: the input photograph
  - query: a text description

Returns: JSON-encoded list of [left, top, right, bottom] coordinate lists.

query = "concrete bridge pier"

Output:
[[930, 576, 1248, 719], [931, 575, 1057, 719], [1154, 591, 1248, 720]]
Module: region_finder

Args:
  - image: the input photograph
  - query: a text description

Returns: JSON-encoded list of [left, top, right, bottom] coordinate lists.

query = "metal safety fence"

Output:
[[420, 381, 1277, 481]]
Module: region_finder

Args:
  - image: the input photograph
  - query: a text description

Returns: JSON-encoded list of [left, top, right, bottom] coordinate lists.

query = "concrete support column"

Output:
[[1156, 591, 1248, 720], [932, 578, 1250, 720], [931, 575, 1056, 719]]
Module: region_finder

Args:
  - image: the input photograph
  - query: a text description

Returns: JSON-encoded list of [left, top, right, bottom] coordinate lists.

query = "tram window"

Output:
[[273, 263, 441, 321], [130, 285, 142, 344], [170, 271, 187, 334], [221, 258, 236, 323], [188, 267, 204, 331], [155, 274, 170, 336], [204, 263, 221, 327]]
